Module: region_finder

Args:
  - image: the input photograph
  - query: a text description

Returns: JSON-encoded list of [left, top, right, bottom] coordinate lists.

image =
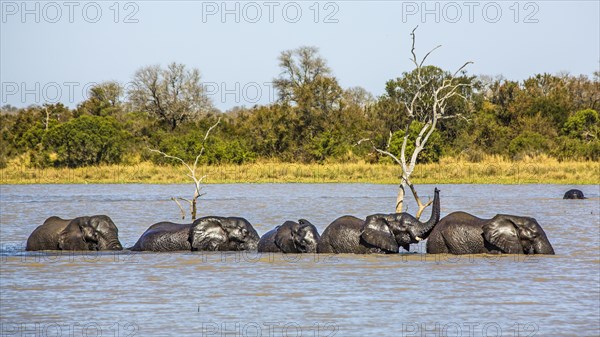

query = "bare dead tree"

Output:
[[360, 26, 473, 218], [44, 106, 50, 131], [149, 117, 221, 220]]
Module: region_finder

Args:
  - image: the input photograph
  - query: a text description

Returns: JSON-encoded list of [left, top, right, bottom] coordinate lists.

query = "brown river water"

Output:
[[1, 184, 599, 336]]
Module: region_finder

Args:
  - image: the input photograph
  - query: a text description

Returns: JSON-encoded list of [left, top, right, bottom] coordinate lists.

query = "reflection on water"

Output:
[[1, 184, 599, 336]]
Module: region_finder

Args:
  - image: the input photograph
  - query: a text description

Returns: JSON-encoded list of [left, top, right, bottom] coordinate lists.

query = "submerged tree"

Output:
[[361, 27, 474, 217], [149, 118, 220, 220]]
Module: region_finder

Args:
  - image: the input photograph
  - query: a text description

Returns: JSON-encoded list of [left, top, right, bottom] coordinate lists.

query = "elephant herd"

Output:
[[24, 187, 577, 256]]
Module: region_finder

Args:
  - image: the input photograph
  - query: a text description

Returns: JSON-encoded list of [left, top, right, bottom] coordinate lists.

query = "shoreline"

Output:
[[1, 159, 598, 185]]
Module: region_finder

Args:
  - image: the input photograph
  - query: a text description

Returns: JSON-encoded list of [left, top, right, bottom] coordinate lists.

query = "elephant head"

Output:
[[274, 219, 320, 253], [58, 217, 98, 250], [189, 216, 260, 251], [58, 215, 123, 251], [88, 215, 123, 250], [563, 189, 586, 199], [361, 188, 440, 252], [482, 215, 555, 254]]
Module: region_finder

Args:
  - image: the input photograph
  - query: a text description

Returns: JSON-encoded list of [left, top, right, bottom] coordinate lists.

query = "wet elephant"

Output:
[[426, 211, 555, 255], [563, 189, 586, 199], [26, 215, 123, 251], [130, 216, 259, 252], [258, 219, 320, 253], [317, 188, 440, 254]]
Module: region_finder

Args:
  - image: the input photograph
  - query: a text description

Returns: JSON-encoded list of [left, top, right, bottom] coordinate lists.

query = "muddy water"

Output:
[[1, 184, 599, 336]]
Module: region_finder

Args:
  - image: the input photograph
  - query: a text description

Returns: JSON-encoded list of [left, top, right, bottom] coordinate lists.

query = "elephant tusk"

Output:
[[415, 236, 423, 241]]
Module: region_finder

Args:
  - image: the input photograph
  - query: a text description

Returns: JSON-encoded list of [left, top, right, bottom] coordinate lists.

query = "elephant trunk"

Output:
[[100, 238, 123, 251], [414, 188, 441, 239]]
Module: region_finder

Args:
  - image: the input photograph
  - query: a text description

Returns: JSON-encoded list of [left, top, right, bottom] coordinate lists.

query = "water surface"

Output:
[[1, 184, 599, 336]]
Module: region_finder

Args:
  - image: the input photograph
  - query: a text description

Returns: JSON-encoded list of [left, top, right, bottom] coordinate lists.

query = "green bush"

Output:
[[562, 109, 599, 141], [205, 138, 257, 164], [508, 131, 550, 159], [308, 130, 349, 163], [151, 130, 256, 165], [553, 136, 600, 161], [43, 115, 130, 167]]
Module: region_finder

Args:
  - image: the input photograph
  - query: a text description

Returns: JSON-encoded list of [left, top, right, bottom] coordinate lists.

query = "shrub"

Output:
[[508, 131, 550, 159], [562, 109, 599, 141], [150, 130, 256, 165], [43, 115, 129, 167]]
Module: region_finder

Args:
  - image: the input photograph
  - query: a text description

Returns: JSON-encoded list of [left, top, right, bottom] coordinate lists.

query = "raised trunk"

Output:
[[414, 188, 440, 238], [191, 199, 197, 220]]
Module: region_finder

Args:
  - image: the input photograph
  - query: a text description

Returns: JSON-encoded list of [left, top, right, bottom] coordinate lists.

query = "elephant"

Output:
[[26, 215, 123, 251], [130, 216, 260, 252], [257, 219, 320, 253], [426, 211, 555, 255], [563, 189, 586, 199], [317, 188, 440, 254]]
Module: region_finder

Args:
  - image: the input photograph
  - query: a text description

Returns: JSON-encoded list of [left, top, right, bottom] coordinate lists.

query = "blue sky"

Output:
[[1, 1, 599, 111]]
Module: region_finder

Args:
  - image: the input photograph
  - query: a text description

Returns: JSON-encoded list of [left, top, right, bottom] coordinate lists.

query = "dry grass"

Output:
[[1, 156, 598, 185]]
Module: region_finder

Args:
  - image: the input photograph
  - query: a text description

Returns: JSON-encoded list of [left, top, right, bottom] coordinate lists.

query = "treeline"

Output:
[[1, 47, 598, 168]]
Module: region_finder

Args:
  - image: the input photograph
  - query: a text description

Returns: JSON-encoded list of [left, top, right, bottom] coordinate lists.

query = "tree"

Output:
[[274, 46, 332, 105], [40, 103, 71, 130], [562, 109, 599, 141], [342, 86, 375, 110], [149, 118, 221, 220], [388, 121, 443, 164], [508, 131, 551, 159], [275, 45, 344, 113], [271, 46, 346, 161], [361, 27, 473, 216], [44, 115, 129, 167], [77, 82, 124, 117], [129, 63, 213, 130], [274, 47, 343, 128]]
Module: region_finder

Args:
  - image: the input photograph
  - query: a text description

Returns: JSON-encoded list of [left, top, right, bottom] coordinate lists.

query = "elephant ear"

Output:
[[482, 216, 524, 254], [189, 217, 228, 251], [58, 218, 89, 250], [361, 215, 399, 253], [274, 223, 296, 252]]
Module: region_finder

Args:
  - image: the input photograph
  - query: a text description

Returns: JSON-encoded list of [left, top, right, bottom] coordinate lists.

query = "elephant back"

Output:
[[257, 228, 279, 252], [130, 222, 193, 251], [26, 216, 72, 251]]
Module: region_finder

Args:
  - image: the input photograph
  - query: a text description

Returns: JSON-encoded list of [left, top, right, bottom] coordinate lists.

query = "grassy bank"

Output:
[[1, 156, 598, 185]]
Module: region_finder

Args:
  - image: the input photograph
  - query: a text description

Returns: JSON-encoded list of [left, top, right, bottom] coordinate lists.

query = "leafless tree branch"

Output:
[[149, 118, 221, 220], [171, 197, 187, 220], [364, 26, 473, 215]]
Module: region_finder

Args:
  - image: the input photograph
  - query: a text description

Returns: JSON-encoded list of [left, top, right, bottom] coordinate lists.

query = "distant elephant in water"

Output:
[[426, 212, 555, 255], [317, 188, 440, 254], [130, 216, 259, 252], [258, 219, 320, 253], [26, 215, 123, 251], [563, 189, 586, 199]]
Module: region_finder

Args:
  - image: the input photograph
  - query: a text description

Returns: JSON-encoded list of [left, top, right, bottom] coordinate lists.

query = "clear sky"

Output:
[[1, 0, 599, 111]]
